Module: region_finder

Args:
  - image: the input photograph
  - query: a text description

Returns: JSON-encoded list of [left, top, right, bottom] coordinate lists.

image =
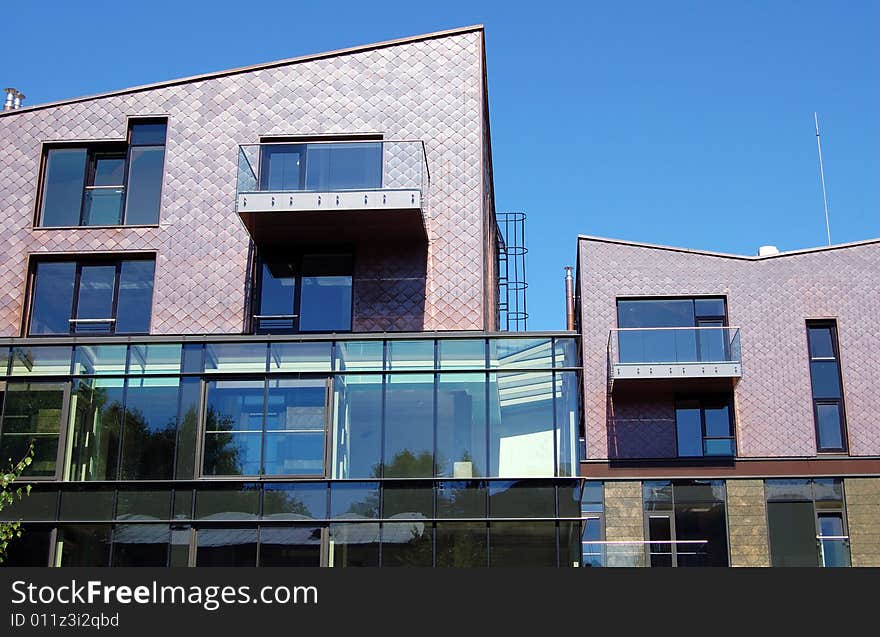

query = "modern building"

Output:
[[0, 26, 877, 567]]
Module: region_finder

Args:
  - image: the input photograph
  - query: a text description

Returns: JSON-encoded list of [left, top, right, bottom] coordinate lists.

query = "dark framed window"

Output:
[[253, 251, 353, 334], [37, 119, 167, 227], [674, 395, 736, 457], [27, 256, 155, 336], [806, 321, 847, 452], [0, 381, 69, 479], [259, 141, 382, 192]]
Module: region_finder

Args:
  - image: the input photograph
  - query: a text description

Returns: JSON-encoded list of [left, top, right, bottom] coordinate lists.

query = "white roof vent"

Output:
[[758, 245, 780, 257]]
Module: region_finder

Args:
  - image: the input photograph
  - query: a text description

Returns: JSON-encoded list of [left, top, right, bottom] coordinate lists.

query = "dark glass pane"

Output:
[[130, 122, 167, 146], [617, 299, 695, 328], [67, 379, 124, 481], [3, 526, 52, 566], [40, 149, 87, 227], [257, 259, 296, 332], [694, 297, 726, 318], [818, 513, 849, 567], [328, 522, 379, 567], [173, 490, 194, 520], [558, 481, 582, 518], [559, 520, 581, 568], [489, 522, 557, 567], [436, 481, 487, 518], [816, 402, 844, 450], [298, 254, 353, 332], [115, 260, 154, 333], [75, 265, 116, 333], [181, 344, 204, 374], [382, 482, 433, 519], [489, 481, 555, 518], [808, 326, 835, 359], [0, 382, 64, 478], [174, 379, 200, 480], [674, 501, 729, 567], [330, 482, 379, 519], [765, 479, 813, 502], [305, 142, 382, 191], [768, 501, 819, 566], [436, 522, 487, 567], [119, 378, 178, 480], [124, 146, 164, 224], [675, 402, 703, 458], [489, 372, 555, 477], [115, 490, 171, 521], [260, 144, 305, 191], [195, 485, 259, 520], [263, 483, 327, 520], [82, 188, 124, 225], [581, 518, 603, 567], [643, 481, 673, 511], [383, 374, 434, 477], [332, 375, 381, 479], [196, 527, 257, 566], [704, 402, 733, 438], [381, 522, 433, 567], [810, 361, 842, 399], [29, 261, 76, 335], [258, 526, 322, 566], [94, 154, 125, 186], [673, 480, 725, 503], [202, 379, 264, 476], [59, 489, 115, 520], [264, 378, 326, 476], [812, 478, 844, 504], [56, 525, 111, 566], [582, 481, 604, 508], [169, 528, 191, 566], [112, 524, 170, 566], [436, 373, 487, 478], [648, 516, 673, 567], [0, 486, 57, 522]]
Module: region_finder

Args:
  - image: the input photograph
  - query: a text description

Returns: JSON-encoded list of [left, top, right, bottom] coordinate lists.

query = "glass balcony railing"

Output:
[[82, 186, 125, 225], [818, 536, 851, 567], [610, 326, 741, 366]]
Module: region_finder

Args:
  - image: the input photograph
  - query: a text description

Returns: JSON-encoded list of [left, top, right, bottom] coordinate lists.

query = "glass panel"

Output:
[[555, 371, 578, 476], [334, 340, 383, 371], [436, 522, 487, 567], [173, 490, 194, 520], [260, 144, 305, 191], [332, 375, 382, 479], [436, 373, 486, 478], [169, 528, 191, 567], [269, 342, 332, 372], [40, 148, 87, 227], [808, 326, 835, 359], [704, 438, 735, 456], [382, 482, 433, 519], [120, 377, 179, 480], [383, 373, 434, 478], [381, 522, 433, 567], [816, 402, 844, 450], [115, 260, 155, 333], [489, 481, 555, 518], [112, 524, 170, 566], [558, 481, 582, 518], [127, 344, 182, 375], [82, 188, 124, 225], [130, 122, 167, 146], [768, 501, 819, 566], [582, 481, 604, 508], [124, 146, 164, 225], [697, 320, 727, 362], [174, 378, 200, 480], [648, 516, 673, 567], [387, 340, 434, 370], [438, 340, 485, 370], [436, 480, 487, 518], [810, 361, 842, 399], [9, 346, 72, 376], [694, 297, 726, 318], [115, 490, 172, 521], [264, 378, 327, 476], [765, 479, 813, 502], [259, 526, 322, 566], [559, 520, 581, 567], [704, 402, 732, 437], [330, 482, 379, 519], [72, 345, 127, 375], [3, 526, 52, 566], [328, 522, 379, 567], [196, 527, 257, 566], [581, 518, 603, 567], [59, 489, 115, 520], [0, 382, 65, 478], [674, 500, 729, 567], [304, 142, 382, 191], [195, 485, 259, 520], [29, 261, 76, 335], [263, 483, 327, 520], [489, 372, 555, 477], [204, 343, 267, 374], [643, 481, 673, 511], [55, 525, 111, 566], [490, 338, 553, 369], [673, 480, 725, 503], [818, 513, 849, 567], [67, 378, 124, 481], [0, 486, 57, 521], [256, 259, 296, 333], [552, 338, 579, 368], [298, 254, 353, 332], [812, 478, 844, 504], [489, 522, 557, 567], [181, 344, 204, 374], [618, 299, 695, 328], [74, 265, 116, 334], [202, 379, 264, 476], [675, 401, 703, 458]]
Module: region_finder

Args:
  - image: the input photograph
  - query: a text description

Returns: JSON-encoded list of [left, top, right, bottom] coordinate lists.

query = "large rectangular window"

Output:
[[806, 321, 848, 452], [28, 257, 155, 336], [259, 142, 382, 192], [0, 381, 67, 479], [38, 120, 166, 227], [674, 395, 735, 457]]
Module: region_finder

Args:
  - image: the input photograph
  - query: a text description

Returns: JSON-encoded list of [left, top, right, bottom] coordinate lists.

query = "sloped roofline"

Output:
[[0, 24, 484, 116], [578, 234, 880, 261]]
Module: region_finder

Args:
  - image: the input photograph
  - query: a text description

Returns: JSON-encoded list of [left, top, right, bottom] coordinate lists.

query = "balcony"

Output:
[[235, 140, 429, 245], [608, 327, 742, 393]]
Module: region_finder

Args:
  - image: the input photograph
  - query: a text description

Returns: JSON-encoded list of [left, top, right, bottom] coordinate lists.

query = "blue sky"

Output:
[[4, 1, 878, 330]]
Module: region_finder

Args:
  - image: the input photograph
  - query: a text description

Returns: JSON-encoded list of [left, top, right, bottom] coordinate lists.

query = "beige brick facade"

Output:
[[726, 479, 770, 567], [603, 481, 645, 566], [845, 477, 880, 567]]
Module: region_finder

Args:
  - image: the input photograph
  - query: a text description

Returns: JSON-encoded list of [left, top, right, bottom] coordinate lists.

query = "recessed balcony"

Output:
[[235, 140, 429, 246], [608, 327, 742, 393]]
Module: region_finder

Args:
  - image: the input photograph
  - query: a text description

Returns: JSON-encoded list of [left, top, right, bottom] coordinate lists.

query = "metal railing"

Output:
[[608, 326, 742, 367], [581, 539, 710, 568], [818, 535, 851, 567], [236, 139, 430, 197]]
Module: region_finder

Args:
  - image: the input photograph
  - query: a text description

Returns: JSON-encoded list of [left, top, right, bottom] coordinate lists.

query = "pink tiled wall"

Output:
[[0, 29, 490, 336], [579, 238, 880, 458]]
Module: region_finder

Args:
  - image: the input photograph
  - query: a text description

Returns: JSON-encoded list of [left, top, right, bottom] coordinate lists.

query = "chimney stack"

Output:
[[3, 88, 24, 111], [564, 266, 576, 331]]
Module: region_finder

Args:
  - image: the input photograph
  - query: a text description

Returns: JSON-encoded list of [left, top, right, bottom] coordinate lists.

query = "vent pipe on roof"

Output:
[[757, 245, 780, 257], [3, 88, 23, 111], [13, 91, 24, 109], [564, 265, 576, 331]]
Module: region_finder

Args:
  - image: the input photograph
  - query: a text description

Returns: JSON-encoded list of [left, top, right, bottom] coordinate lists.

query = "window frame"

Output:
[[673, 394, 737, 458], [805, 320, 848, 453]]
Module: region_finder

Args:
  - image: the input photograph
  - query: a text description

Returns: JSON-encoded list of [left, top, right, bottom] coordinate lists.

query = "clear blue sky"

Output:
[[4, 1, 878, 330]]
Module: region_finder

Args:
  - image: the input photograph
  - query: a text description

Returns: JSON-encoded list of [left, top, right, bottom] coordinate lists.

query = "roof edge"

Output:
[[577, 234, 880, 261], [1, 25, 485, 117]]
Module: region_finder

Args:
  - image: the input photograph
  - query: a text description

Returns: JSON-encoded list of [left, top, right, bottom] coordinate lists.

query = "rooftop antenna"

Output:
[[814, 112, 832, 246]]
